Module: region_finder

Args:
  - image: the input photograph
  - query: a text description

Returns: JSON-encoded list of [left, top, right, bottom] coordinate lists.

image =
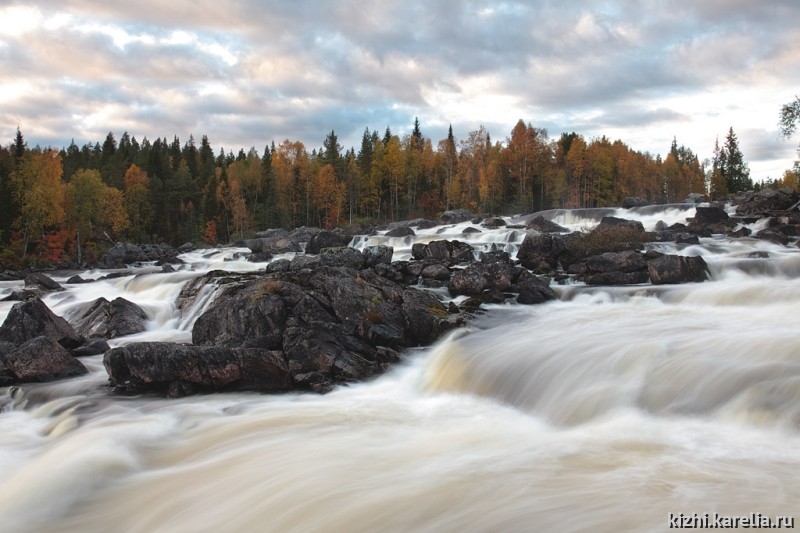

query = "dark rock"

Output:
[[580, 251, 650, 285], [462, 227, 482, 234], [517, 232, 566, 272], [161, 264, 176, 273], [306, 230, 352, 254], [755, 229, 790, 246], [411, 240, 474, 264], [246, 236, 301, 254], [482, 217, 506, 227], [0, 298, 84, 349], [69, 297, 149, 339], [449, 267, 489, 296], [104, 343, 291, 394], [71, 337, 111, 357], [265, 258, 291, 273], [512, 269, 557, 304], [525, 215, 569, 233], [177, 242, 195, 253], [66, 275, 87, 284], [320, 247, 364, 269], [647, 255, 708, 284], [685, 193, 708, 203], [734, 188, 800, 216], [480, 251, 510, 264], [3, 336, 87, 382], [676, 233, 700, 245], [692, 206, 729, 225], [247, 251, 273, 263], [362, 245, 393, 268], [24, 272, 63, 292], [440, 209, 475, 224], [385, 227, 415, 238], [256, 228, 290, 239], [288, 226, 322, 244], [101, 243, 179, 268], [420, 263, 451, 281], [0, 270, 25, 281], [289, 255, 321, 271], [1, 289, 41, 302], [622, 197, 650, 208], [597, 216, 645, 232]]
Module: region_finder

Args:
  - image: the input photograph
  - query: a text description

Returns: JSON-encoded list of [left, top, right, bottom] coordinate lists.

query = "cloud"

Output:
[[1, 0, 799, 181]]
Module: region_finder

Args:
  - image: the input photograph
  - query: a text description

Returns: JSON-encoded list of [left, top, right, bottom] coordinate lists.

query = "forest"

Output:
[[0, 117, 790, 269]]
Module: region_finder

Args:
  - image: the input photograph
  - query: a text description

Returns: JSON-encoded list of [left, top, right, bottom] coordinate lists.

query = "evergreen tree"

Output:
[[720, 127, 751, 193]]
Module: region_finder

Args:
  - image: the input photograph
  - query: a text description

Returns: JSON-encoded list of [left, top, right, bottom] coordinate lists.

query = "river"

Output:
[[0, 204, 797, 532]]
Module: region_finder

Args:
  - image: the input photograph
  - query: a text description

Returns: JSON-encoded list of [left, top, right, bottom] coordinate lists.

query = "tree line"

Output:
[[0, 116, 781, 268]]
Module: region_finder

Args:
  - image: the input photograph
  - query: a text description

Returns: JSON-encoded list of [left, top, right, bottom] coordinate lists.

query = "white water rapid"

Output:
[[0, 204, 798, 532]]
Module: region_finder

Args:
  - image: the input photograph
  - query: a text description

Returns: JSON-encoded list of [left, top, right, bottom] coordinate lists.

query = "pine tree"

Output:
[[720, 127, 751, 193]]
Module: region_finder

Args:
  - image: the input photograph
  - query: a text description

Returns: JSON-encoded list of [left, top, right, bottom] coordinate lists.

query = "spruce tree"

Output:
[[720, 127, 751, 193]]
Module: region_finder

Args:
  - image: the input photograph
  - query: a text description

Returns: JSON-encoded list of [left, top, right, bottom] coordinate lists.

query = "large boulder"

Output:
[[319, 247, 364, 269], [385, 227, 415, 238], [411, 240, 474, 264], [581, 251, 649, 285], [362, 245, 393, 268], [130, 266, 458, 395], [734, 188, 800, 216], [647, 254, 708, 284], [525, 216, 569, 233], [24, 272, 64, 292], [692, 206, 729, 225], [104, 343, 291, 396], [244, 236, 301, 254], [597, 216, 645, 232], [0, 298, 84, 349], [69, 297, 149, 339], [622, 197, 650, 208], [305, 230, 352, 254], [440, 209, 475, 224], [3, 336, 87, 382], [448, 262, 556, 304], [517, 232, 566, 273]]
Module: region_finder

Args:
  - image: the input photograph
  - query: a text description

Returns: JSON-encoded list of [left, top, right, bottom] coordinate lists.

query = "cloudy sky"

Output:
[[1, 0, 799, 180]]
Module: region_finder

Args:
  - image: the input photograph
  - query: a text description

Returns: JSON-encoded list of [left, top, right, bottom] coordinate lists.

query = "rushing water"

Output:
[[1, 205, 799, 532]]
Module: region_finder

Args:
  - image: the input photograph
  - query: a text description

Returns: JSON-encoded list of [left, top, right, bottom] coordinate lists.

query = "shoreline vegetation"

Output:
[[1, 116, 793, 272]]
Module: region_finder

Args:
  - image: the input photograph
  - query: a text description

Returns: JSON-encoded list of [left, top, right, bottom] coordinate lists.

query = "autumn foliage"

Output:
[[0, 119, 779, 268]]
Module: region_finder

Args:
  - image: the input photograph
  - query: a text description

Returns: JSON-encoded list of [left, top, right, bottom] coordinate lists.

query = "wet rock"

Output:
[[245, 236, 301, 254], [581, 251, 650, 285], [319, 247, 364, 269], [449, 267, 489, 296], [647, 254, 708, 284], [177, 242, 196, 253], [104, 343, 291, 395], [734, 188, 800, 216], [462, 227, 482, 234], [440, 209, 475, 224], [597, 216, 645, 232], [622, 196, 650, 208], [24, 272, 63, 292], [289, 255, 321, 271], [157, 266, 455, 395], [69, 297, 149, 339], [420, 263, 451, 281], [692, 206, 730, 225], [755, 229, 790, 246], [385, 227, 416, 238], [0, 298, 84, 349], [306, 230, 352, 254], [71, 337, 111, 357], [362, 245, 393, 268], [288, 226, 322, 245], [411, 240, 474, 264], [517, 232, 566, 272], [101, 243, 180, 268], [256, 228, 290, 239], [685, 193, 708, 203], [525, 216, 569, 233], [266, 258, 291, 273], [482, 217, 506, 228], [3, 336, 87, 382]]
